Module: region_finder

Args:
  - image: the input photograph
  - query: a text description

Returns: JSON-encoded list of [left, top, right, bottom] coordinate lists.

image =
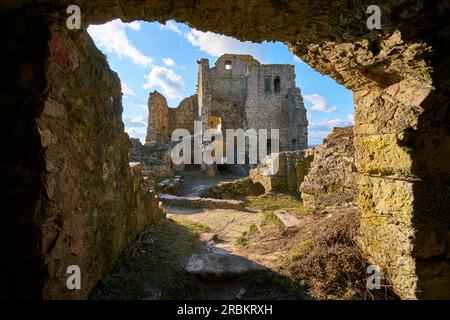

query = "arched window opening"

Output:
[[224, 60, 232, 70], [264, 76, 271, 92], [274, 76, 280, 92]]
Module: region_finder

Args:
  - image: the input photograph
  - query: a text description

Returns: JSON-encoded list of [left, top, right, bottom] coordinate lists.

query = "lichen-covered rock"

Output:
[[300, 126, 357, 207]]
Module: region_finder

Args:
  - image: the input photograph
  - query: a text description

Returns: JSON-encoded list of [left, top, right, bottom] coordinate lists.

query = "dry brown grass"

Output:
[[286, 208, 398, 300]]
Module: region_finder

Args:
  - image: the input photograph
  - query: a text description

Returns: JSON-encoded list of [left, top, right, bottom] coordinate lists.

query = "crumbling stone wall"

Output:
[[41, 27, 165, 299], [245, 63, 308, 151], [3, 0, 449, 299], [199, 54, 308, 152], [146, 92, 198, 146], [250, 150, 312, 196], [169, 94, 198, 135], [1, 18, 164, 299], [250, 127, 356, 204], [300, 126, 357, 207], [146, 91, 170, 145]]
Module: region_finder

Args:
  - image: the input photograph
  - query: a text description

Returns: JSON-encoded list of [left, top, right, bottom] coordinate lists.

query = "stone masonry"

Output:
[[140, 54, 308, 155], [2, 0, 449, 299]]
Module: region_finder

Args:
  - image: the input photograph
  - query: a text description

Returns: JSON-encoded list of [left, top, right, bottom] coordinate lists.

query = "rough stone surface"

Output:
[[182, 253, 266, 277], [146, 91, 198, 146], [300, 126, 357, 207], [199, 54, 308, 152], [1, 21, 165, 299], [273, 209, 302, 229], [3, 0, 450, 299], [250, 149, 313, 196], [159, 194, 246, 211], [199, 177, 265, 200]]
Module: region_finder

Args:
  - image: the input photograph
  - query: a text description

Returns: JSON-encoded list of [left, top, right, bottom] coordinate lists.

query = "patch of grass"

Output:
[[246, 194, 306, 213], [245, 194, 312, 229], [291, 239, 312, 260], [248, 223, 259, 234], [236, 223, 260, 247], [177, 220, 210, 234], [236, 232, 249, 246], [89, 218, 203, 300]]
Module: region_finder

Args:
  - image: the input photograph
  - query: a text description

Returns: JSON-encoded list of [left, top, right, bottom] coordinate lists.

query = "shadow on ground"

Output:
[[89, 218, 308, 300]]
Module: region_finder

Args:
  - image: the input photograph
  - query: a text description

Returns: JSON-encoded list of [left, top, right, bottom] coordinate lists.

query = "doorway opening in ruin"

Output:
[[3, 1, 448, 301], [80, 18, 364, 300]]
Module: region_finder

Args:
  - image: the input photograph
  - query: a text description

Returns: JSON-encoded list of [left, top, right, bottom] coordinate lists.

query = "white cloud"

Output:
[[308, 116, 353, 144], [186, 29, 263, 57], [308, 120, 344, 145], [126, 21, 141, 31], [87, 19, 153, 67], [304, 94, 338, 113], [142, 66, 184, 99], [162, 57, 175, 66], [159, 21, 183, 35], [121, 83, 135, 99], [310, 119, 346, 129], [123, 115, 147, 127], [125, 127, 147, 144]]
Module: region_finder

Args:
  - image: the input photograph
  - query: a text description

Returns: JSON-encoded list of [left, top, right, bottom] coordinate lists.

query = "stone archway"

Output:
[[1, 1, 448, 299]]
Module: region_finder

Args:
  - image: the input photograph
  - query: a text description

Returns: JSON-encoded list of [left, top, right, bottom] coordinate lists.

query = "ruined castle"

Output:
[[132, 54, 308, 175]]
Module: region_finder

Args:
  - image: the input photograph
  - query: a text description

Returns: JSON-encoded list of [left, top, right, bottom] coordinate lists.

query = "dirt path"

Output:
[[90, 174, 311, 300]]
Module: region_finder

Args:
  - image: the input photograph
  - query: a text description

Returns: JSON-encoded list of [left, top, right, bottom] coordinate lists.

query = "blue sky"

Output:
[[87, 20, 354, 146]]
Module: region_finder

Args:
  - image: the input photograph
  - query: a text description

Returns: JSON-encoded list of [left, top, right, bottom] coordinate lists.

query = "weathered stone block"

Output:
[[354, 134, 413, 178]]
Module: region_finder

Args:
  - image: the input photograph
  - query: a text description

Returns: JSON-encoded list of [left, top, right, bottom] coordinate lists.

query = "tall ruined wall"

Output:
[[169, 94, 198, 135], [288, 88, 308, 150], [41, 27, 165, 299], [245, 64, 305, 151], [146, 91, 170, 145], [3, 0, 450, 299], [208, 55, 252, 131], [1, 19, 164, 299], [203, 55, 308, 152]]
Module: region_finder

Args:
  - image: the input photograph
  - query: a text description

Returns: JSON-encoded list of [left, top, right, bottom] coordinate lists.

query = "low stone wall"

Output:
[[199, 177, 265, 200], [130, 140, 174, 181], [249, 126, 357, 209], [249, 150, 313, 196], [159, 194, 246, 211]]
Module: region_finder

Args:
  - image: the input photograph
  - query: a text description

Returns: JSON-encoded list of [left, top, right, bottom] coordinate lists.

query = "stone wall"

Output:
[[1, 20, 164, 299], [129, 138, 143, 161], [3, 0, 450, 299], [146, 91, 170, 145], [169, 94, 198, 135], [250, 150, 313, 196], [300, 126, 357, 207], [200, 177, 265, 200], [245, 63, 307, 151], [201, 54, 308, 152], [208, 55, 253, 133]]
